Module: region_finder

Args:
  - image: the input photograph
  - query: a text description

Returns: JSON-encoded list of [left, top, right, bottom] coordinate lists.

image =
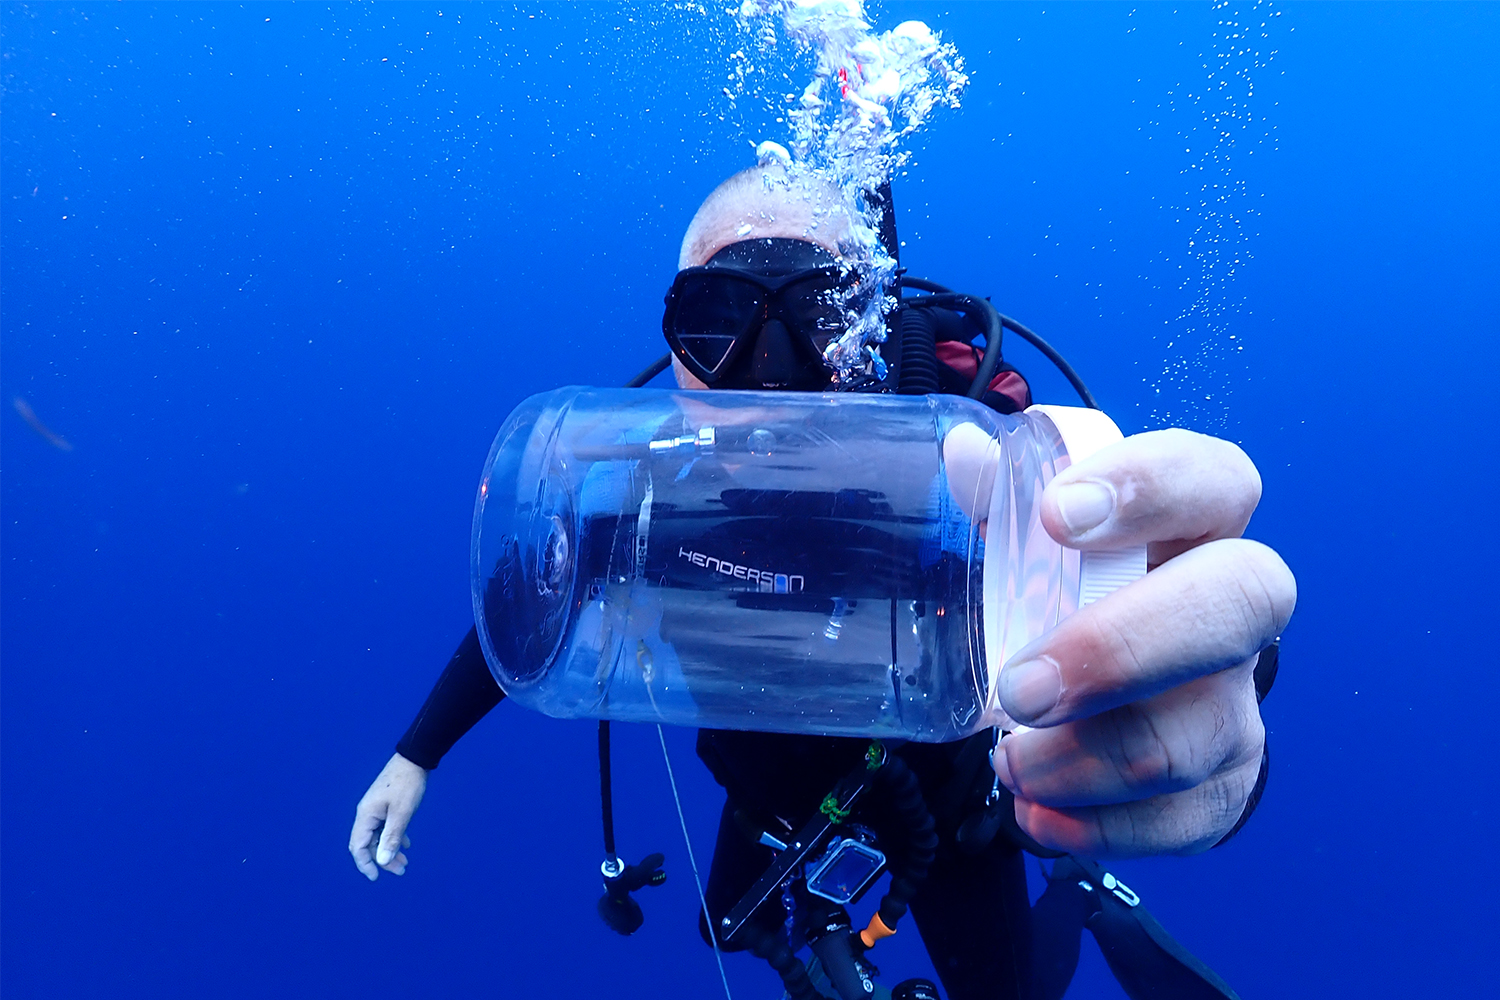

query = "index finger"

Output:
[[997, 537, 1295, 726], [349, 810, 383, 881]]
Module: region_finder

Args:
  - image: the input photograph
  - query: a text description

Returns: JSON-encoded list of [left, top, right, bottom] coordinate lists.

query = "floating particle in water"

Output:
[[12, 397, 73, 452]]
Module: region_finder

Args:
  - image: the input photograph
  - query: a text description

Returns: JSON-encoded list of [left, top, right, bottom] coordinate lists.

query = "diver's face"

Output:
[[672, 232, 840, 392], [670, 239, 854, 392], [668, 237, 852, 392], [673, 183, 851, 390]]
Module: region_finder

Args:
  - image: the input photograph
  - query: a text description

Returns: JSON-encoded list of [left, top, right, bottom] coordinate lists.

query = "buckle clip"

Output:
[[1101, 870, 1139, 907]]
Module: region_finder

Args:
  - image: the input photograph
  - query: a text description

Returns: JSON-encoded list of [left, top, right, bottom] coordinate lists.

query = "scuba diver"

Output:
[[349, 164, 1295, 1000]]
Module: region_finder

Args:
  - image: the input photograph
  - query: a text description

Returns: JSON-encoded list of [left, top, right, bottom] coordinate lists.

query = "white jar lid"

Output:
[[1027, 405, 1148, 608]]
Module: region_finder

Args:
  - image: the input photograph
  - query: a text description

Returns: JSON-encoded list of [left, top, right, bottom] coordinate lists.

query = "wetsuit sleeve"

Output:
[[1213, 642, 1279, 847], [395, 627, 504, 770]]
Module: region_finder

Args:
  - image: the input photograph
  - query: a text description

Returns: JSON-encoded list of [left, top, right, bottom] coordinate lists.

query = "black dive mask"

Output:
[[662, 238, 859, 390]]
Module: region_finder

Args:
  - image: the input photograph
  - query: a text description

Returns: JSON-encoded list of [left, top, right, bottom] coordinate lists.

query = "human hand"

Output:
[[990, 428, 1295, 857], [349, 753, 427, 880]]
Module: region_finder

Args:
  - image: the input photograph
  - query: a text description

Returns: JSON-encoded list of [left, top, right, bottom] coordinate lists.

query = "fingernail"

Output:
[[1055, 481, 1115, 536], [998, 657, 1062, 724], [992, 742, 1015, 793], [376, 847, 394, 866]]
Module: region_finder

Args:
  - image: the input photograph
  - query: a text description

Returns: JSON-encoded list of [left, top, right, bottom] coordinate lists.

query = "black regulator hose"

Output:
[[739, 923, 821, 1000], [807, 908, 871, 1000], [626, 353, 673, 388], [903, 290, 1003, 400], [896, 308, 941, 396], [900, 276, 1100, 409], [995, 312, 1099, 410], [865, 753, 939, 946]]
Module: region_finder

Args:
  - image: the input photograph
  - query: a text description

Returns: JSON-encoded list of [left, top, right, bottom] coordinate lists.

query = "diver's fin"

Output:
[[1062, 857, 1241, 1000]]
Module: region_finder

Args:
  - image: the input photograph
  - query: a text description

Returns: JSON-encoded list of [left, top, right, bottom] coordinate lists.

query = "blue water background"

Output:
[[4, 3, 1497, 996]]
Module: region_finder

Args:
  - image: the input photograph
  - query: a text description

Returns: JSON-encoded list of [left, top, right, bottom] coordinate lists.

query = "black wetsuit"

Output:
[[397, 625, 1273, 1000], [397, 629, 1033, 997]]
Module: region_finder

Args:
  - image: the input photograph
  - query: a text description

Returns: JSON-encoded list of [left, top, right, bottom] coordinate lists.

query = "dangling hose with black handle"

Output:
[[592, 355, 675, 936]]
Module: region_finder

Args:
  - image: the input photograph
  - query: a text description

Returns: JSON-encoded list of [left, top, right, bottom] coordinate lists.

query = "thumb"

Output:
[[376, 808, 411, 866]]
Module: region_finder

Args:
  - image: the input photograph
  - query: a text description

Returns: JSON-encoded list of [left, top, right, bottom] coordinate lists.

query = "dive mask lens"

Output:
[[669, 271, 765, 377], [777, 268, 858, 353]]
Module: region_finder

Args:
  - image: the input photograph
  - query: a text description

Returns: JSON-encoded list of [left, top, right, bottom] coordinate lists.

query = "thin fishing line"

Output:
[[657, 723, 734, 1000]]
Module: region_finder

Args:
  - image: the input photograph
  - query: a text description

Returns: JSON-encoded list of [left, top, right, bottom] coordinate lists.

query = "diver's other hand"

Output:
[[349, 753, 427, 880], [993, 429, 1296, 858]]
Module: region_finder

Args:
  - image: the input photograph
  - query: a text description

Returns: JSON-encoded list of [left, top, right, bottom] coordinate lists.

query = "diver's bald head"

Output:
[[678, 165, 851, 270]]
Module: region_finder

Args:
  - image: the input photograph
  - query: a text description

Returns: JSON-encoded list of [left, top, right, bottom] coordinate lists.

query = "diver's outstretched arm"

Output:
[[349, 627, 505, 880], [349, 753, 426, 880]]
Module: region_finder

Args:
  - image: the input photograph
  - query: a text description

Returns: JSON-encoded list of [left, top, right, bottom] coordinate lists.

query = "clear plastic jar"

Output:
[[472, 387, 1142, 742]]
